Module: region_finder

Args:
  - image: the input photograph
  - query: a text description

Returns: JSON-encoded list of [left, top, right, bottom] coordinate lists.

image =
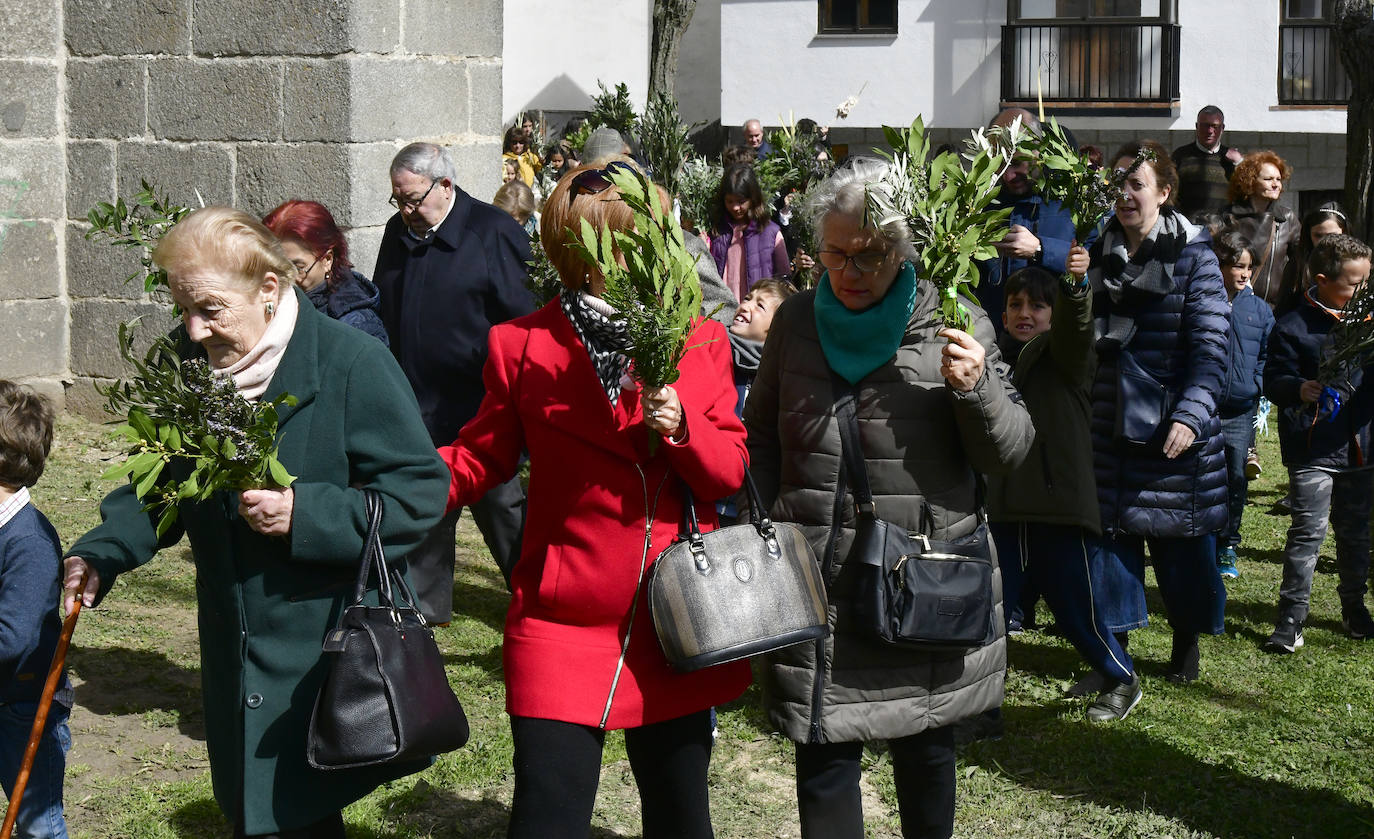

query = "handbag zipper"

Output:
[[599, 464, 668, 730]]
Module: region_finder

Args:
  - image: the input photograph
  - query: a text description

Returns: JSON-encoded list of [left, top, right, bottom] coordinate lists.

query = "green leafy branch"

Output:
[[563, 167, 702, 391], [639, 90, 699, 199], [867, 116, 1026, 329], [1031, 117, 1155, 244], [677, 157, 722, 235], [587, 80, 639, 136], [84, 179, 193, 293], [98, 321, 297, 537]]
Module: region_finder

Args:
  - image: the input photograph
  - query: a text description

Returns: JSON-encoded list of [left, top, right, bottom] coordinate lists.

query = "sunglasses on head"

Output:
[[568, 161, 638, 204]]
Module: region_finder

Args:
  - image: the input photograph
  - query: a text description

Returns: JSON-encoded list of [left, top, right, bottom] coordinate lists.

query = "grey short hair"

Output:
[[390, 142, 457, 183], [803, 157, 919, 263]]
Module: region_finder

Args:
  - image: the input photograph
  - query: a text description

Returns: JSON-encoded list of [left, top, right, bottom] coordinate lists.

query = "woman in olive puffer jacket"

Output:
[[744, 160, 1033, 839]]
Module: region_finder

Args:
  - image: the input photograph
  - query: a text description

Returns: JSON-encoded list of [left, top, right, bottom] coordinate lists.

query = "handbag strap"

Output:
[[677, 454, 776, 540], [348, 489, 425, 620], [830, 372, 876, 521]]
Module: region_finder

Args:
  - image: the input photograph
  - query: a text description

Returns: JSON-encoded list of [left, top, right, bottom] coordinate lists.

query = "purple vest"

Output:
[[710, 220, 781, 298]]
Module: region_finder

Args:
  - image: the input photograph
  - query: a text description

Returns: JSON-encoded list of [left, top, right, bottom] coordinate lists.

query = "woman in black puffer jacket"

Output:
[[1084, 142, 1229, 715]]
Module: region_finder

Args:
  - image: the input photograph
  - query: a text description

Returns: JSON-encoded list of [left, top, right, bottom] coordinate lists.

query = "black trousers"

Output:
[[795, 725, 956, 839], [507, 711, 715, 839], [408, 474, 526, 622]]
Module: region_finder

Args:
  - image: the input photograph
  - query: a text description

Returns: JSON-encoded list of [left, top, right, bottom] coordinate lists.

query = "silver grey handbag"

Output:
[[647, 464, 829, 672]]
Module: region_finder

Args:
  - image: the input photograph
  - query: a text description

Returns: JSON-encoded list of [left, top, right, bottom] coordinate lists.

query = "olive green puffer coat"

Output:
[[744, 282, 1033, 744]]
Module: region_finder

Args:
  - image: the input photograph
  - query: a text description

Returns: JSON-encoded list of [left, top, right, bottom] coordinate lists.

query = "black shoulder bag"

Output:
[[832, 380, 997, 652], [306, 489, 470, 770]]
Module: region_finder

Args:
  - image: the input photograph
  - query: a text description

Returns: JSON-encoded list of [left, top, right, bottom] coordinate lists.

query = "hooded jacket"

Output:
[[306, 269, 389, 346]]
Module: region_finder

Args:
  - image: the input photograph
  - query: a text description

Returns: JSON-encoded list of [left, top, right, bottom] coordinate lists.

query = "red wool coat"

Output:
[[439, 301, 752, 729]]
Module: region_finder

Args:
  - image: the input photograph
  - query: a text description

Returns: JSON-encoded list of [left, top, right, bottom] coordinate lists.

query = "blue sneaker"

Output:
[[1217, 546, 1240, 579]]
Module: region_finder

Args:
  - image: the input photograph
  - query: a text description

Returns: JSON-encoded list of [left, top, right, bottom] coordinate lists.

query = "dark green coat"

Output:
[[69, 289, 450, 833], [986, 282, 1101, 533]]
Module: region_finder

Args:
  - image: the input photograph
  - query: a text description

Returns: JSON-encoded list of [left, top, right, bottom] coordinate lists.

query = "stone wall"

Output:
[[1, 0, 504, 415]]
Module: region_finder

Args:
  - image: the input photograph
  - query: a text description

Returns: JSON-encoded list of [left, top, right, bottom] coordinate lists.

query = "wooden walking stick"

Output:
[[1, 572, 85, 839]]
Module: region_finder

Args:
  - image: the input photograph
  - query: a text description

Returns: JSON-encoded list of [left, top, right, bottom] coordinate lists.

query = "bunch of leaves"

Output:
[[586, 80, 638, 137], [84, 179, 192, 293], [756, 118, 836, 204], [638, 90, 698, 199], [98, 321, 297, 536], [1031, 117, 1154, 243], [563, 166, 702, 390], [866, 116, 1027, 329], [676, 157, 723, 234], [524, 232, 564, 308], [563, 120, 593, 155]]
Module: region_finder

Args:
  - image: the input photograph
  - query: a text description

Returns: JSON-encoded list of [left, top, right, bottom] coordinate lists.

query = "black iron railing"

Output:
[[1000, 22, 1180, 104], [1279, 22, 1350, 104]]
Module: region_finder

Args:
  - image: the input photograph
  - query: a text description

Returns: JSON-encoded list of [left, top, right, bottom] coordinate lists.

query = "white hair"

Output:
[[390, 142, 457, 183], [803, 157, 918, 263]]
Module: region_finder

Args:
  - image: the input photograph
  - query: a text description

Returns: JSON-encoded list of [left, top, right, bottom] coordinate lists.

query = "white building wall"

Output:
[[720, 0, 1345, 135], [720, 0, 1005, 129], [502, 0, 652, 124]]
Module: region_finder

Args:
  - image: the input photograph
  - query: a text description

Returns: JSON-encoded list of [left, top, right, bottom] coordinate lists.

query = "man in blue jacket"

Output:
[[374, 142, 535, 620], [976, 108, 1079, 338]]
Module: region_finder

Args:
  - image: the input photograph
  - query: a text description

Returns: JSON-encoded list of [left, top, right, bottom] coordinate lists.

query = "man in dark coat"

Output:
[[374, 142, 535, 620]]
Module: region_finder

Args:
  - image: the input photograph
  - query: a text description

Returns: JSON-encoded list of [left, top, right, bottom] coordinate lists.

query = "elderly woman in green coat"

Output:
[[62, 207, 450, 838]]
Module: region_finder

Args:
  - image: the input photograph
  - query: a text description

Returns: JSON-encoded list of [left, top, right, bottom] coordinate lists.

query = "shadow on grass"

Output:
[[970, 704, 1374, 839], [450, 577, 511, 635], [68, 645, 205, 740], [358, 784, 635, 839]]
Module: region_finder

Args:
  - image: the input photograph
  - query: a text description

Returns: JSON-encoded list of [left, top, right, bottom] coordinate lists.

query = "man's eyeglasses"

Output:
[[817, 249, 887, 274], [389, 178, 439, 211], [568, 161, 638, 204]]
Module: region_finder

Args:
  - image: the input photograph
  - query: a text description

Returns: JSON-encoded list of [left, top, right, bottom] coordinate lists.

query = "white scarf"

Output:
[[215, 287, 300, 401]]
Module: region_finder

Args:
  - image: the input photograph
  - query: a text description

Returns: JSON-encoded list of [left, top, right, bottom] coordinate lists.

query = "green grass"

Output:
[[20, 416, 1374, 838]]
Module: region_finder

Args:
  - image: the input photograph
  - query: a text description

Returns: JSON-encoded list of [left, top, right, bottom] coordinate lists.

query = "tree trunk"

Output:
[[649, 0, 697, 103], [1335, 0, 1374, 242]]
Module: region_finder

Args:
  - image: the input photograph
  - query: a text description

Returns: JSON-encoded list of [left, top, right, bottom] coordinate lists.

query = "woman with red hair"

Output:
[[262, 200, 389, 345], [1212, 151, 1301, 309]]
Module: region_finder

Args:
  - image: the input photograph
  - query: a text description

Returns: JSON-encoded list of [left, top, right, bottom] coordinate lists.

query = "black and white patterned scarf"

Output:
[[560, 288, 632, 405], [1090, 210, 1196, 351]]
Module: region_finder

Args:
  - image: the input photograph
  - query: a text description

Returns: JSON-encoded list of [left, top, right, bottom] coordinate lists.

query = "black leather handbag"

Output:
[[833, 381, 997, 653], [306, 490, 470, 770], [647, 464, 829, 672], [1115, 347, 1174, 446]]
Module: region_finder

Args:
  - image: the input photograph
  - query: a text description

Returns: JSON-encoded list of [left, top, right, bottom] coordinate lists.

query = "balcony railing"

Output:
[[1279, 22, 1350, 105], [1000, 22, 1180, 106]]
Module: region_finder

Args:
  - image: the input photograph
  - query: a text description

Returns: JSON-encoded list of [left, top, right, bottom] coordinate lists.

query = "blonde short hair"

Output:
[[153, 206, 297, 291]]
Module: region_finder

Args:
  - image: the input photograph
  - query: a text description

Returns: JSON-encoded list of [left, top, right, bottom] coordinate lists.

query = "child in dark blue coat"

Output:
[[1264, 234, 1374, 652], [1213, 230, 1275, 578], [0, 381, 70, 838]]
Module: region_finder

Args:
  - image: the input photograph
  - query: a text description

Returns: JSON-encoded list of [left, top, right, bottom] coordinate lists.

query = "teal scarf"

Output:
[[814, 261, 918, 384]]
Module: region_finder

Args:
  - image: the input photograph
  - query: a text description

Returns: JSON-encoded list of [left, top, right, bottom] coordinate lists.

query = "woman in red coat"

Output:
[[438, 163, 751, 839]]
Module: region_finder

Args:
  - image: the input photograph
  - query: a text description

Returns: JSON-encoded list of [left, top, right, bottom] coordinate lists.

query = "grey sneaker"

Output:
[[1342, 605, 1374, 640], [1265, 615, 1304, 653], [1086, 675, 1142, 723]]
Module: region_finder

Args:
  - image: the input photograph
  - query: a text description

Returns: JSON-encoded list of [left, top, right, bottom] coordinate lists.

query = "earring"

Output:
[[265, 301, 275, 318]]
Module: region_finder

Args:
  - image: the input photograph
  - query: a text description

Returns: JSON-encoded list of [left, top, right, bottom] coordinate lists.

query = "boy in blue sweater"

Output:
[[1263, 235, 1374, 653], [0, 380, 70, 838], [1212, 230, 1275, 579]]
